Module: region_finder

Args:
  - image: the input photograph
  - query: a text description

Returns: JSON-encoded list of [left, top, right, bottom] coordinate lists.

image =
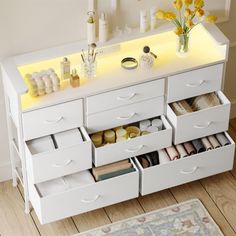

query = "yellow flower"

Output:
[[185, 8, 192, 18], [156, 10, 165, 19], [184, 0, 193, 6], [173, 0, 183, 11], [196, 8, 205, 17], [164, 12, 177, 21], [186, 19, 194, 28], [194, 0, 204, 9], [174, 27, 184, 35], [205, 15, 218, 23]]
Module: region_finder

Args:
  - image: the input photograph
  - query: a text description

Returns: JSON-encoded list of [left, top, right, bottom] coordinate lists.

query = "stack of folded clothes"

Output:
[[137, 132, 230, 168], [170, 92, 221, 116], [92, 160, 136, 181]]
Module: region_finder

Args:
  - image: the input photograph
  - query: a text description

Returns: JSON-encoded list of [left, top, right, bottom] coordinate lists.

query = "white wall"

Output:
[[0, 0, 235, 182]]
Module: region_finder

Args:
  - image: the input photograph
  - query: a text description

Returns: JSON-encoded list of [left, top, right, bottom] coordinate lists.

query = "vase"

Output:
[[177, 33, 190, 56]]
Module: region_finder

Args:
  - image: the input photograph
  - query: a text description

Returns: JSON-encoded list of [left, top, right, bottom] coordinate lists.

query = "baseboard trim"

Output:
[[0, 162, 12, 182], [230, 100, 236, 119]]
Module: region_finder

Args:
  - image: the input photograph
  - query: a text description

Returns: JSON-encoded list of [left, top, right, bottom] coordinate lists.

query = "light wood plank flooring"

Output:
[[1, 119, 236, 236]]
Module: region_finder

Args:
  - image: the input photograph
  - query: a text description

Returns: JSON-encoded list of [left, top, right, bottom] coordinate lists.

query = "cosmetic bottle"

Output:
[[150, 7, 157, 30], [70, 69, 80, 88], [140, 10, 149, 33], [87, 11, 96, 44], [99, 12, 108, 43], [140, 46, 157, 69], [60, 57, 71, 80]]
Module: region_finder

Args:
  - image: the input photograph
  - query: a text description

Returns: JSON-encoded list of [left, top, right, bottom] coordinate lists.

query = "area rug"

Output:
[[75, 199, 223, 236]]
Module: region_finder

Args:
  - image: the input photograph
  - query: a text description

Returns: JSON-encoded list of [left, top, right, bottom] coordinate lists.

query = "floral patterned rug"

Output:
[[75, 199, 223, 236]]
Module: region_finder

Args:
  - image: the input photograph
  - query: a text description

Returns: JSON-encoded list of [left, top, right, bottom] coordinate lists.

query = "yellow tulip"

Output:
[[164, 12, 177, 21], [184, 0, 193, 6], [194, 0, 204, 9], [205, 15, 218, 23], [186, 19, 194, 28], [196, 8, 205, 17], [174, 27, 184, 35], [173, 0, 183, 11], [156, 10, 165, 19], [185, 8, 192, 18]]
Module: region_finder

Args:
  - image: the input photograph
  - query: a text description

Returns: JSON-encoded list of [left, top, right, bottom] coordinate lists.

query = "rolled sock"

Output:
[[216, 133, 230, 146], [151, 118, 163, 130], [139, 120, 151, 132], [145, 153, 154, 166], [208, 135, 221, 149], [138, 156, 150, 169], [192, 139, 206, 153], [183, 142, 196, 155], [175, 144, 188, 158], [150, 152, 159, 166], [146, 126, 159, 133], [158, 149, 170, 164], [201, 137, 213, 151], [165, 146, 180, 161]]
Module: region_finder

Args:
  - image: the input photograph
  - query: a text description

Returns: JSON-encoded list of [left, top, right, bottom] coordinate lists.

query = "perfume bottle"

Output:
[[140, 46, 157, 69], [87, 11, 96, 44], [60, 57, 71, 80], [70, 69, 80, 88]]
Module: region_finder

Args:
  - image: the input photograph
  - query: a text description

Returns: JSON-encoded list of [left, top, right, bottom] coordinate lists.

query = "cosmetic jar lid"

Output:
[[121, 57, 138, 70]]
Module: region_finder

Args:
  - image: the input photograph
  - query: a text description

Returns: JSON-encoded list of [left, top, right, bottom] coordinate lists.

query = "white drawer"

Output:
[[93, 116, 172, 166], [25, 128, 92, 184], [135, 132, 235, 195], [86, 79, 165, 115], [167, 91, 230, 144], [87, 97, 164, 133], [22, 99, 83, 140], [167, 64, 224, 103], [29, 160, 139, 224]]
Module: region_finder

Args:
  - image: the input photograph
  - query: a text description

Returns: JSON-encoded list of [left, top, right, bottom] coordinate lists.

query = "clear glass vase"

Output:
[[177, 33, 190, 56]]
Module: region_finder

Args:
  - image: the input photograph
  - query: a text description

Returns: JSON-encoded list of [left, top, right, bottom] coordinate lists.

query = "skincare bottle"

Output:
[[70, 69, 80, 88], [87, 11, 96, 44], [99, 12, 108, 43], [60, 57, 71, 80], [140, 10, 149, 33], [150, 7, 157, 30]]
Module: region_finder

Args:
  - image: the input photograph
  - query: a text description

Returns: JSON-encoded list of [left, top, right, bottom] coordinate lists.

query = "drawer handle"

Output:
[[117, 93, 136, 101], [194, 121, 213, 129], [186, 80, 205, 88], [52, 160, 72, 168], [117, 112, 136, 120], [180, 166, 199, 175], [126, 145, 144, 153], [44, 116, 64, 124], [81, 195, 100, 203]]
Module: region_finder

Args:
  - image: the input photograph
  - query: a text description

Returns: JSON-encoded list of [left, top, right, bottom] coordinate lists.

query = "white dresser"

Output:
[[1, 23, 235, 224]]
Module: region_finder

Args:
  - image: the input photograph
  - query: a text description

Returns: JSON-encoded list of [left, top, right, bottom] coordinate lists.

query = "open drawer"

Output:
[[134, 132, 235, 196], [29, 159, 139, 224], [25, 127, 92, 184], [167, 91, 230, 144], [92, 116, 172, 167]]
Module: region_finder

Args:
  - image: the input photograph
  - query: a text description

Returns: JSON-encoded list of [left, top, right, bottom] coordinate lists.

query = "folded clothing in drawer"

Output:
[[36, 170, 95, 197], [53, 128, 83, 148], [92, 160, 136, 181], [27, 136, 55, 155], [137, 132, 231, 169]]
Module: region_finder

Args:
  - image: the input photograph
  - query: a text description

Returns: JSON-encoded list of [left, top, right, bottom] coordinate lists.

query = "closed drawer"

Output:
[[167, 91, 230, 144], [22, 99, 83, 140], [87, 97, 164, 133], [93, 116, 172, 166], [135, 132, 235, 195], [87, 79, 165, 115], [29, 160, 139, 224], [25, 127, 92, 183], [167, 64, 224, 103]]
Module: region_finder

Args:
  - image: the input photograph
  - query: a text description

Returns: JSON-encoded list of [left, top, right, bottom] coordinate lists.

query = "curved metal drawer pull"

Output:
[[194, 121, 213, 129], [180, 166, 199, 175], [44, 116, 64, 124], [126, 145, 144, 153], [81, 195, 100, 203], [117, 93, 136, 101], [186, 80, 205, 88], [117, 113, 136, 120], [52, 160, 72, 168]]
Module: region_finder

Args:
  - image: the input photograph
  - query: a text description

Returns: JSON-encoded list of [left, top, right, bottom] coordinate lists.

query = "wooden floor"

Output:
[[1, 120, 236, 236]]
